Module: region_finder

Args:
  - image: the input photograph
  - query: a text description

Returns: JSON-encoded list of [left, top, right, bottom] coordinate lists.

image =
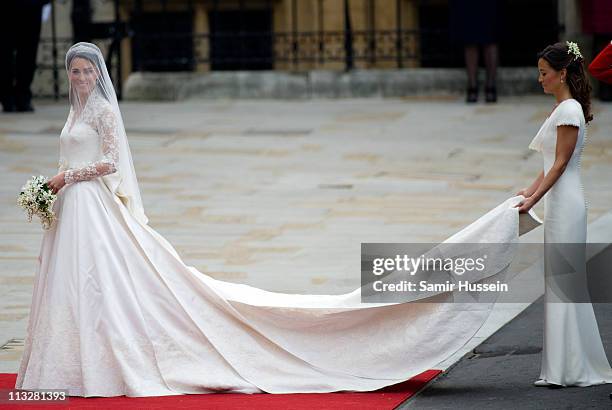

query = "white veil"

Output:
[[65, 42, 148, 225]]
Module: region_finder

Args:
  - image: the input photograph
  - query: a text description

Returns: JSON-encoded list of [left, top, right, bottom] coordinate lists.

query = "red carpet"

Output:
[[0, 370, 441, 409]]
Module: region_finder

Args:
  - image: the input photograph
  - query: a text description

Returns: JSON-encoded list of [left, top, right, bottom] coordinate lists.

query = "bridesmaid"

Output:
[[515, 41, 612, 387]]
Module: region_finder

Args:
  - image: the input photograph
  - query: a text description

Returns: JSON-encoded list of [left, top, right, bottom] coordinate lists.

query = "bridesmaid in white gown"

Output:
[[515, 41, 612, 387]]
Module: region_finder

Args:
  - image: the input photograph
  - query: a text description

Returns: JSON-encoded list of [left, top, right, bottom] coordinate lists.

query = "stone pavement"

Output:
[[0, 97, 611, 405]]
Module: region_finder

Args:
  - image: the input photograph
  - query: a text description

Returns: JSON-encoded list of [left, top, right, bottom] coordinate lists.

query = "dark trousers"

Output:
[[0, 3, 44, 109]]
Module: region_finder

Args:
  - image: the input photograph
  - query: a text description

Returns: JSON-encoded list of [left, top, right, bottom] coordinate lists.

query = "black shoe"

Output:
[[485, 87, 497, 103], [466, 86, 478, 103]]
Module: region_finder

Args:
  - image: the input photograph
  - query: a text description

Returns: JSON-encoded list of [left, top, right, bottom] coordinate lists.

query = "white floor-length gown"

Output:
[[13, 91, 608, 397], [529, 98, 612, 386]]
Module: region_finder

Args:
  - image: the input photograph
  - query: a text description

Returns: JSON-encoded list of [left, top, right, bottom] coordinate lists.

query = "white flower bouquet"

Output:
[[17, 176, 58, 230]]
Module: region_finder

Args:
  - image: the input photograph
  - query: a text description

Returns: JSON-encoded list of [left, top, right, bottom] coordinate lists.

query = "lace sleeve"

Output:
[[64, 107, 119, 185], [58, 156, 68, 172]]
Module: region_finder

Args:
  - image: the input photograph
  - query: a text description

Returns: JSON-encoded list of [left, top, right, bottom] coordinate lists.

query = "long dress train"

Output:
[[14, 170, 528, 396]]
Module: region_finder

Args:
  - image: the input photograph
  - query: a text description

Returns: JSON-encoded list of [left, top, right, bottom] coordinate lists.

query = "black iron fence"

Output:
[[132, 29, 426, 71], [36, 0, 558, 99], [128, 0, 427, 72]]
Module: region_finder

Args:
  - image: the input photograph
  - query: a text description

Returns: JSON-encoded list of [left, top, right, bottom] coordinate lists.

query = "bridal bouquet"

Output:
[[17, 176, 58, 230]]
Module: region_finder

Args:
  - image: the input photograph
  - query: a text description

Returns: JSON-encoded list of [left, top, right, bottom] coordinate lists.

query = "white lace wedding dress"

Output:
[[529, 98, 612, 386], [12, 93, 601, 397]]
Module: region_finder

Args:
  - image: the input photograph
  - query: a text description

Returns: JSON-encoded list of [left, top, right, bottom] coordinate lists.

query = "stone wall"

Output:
[[124, 67, 541, 100]]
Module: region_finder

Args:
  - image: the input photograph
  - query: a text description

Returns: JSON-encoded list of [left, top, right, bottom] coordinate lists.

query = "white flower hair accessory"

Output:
[[566, 41, 583, 61]]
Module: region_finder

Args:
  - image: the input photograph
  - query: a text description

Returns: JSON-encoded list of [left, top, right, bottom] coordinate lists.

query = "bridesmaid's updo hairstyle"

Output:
[[538, 41, 593, 123]]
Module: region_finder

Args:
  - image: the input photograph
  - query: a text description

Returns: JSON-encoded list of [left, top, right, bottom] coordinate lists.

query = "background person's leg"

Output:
[[0, 3, 17, 112], [484, 43, 499, 103], [14, 3, 44, 112], [465, 45, 479, 103]]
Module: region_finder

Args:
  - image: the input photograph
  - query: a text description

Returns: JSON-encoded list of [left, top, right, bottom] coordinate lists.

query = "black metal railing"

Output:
[[35, 0, 559, 99], [129, 28, 427, 71], [127, 0, 428, 72]]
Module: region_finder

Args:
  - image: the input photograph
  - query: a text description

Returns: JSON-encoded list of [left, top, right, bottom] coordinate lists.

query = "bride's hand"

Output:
[[514, 196, 536, 213], [47, 172, 66, 194]]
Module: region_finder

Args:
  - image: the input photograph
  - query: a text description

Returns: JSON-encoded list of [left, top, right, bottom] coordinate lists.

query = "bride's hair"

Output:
[[537, 42, 593, 123], [65, 47, 111, 105]]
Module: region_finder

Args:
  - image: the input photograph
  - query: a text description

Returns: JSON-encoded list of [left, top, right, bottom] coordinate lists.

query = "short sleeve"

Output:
[[553, 101, 582, 128]]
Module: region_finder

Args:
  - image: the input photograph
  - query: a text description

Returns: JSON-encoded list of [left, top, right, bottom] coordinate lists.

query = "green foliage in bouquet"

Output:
[[18, 176, 58, 230]]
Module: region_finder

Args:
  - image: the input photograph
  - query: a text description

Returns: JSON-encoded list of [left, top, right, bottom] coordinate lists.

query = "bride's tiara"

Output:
[[566, 41, 583, 62]]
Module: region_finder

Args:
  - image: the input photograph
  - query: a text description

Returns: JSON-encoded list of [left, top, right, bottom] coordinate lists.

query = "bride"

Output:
[[12, 42, 609, 397]]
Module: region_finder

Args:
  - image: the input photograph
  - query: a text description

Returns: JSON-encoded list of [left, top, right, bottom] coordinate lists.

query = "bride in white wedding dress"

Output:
[[516, 41, 612, 387], [12, 41, 609, 398], [13, 42, 519, 398]]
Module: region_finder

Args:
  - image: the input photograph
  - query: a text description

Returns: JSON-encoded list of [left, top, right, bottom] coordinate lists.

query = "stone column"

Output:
[[559, 0, 593, 59]]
